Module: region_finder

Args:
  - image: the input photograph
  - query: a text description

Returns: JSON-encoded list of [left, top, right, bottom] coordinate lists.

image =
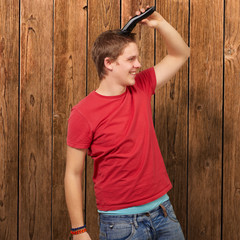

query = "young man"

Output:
[[65, 6, 190, 240]]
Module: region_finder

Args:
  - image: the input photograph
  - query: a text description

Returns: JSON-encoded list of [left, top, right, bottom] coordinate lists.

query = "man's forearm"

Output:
[[156, 18, 190, 58], [65, 173, 85, 228]]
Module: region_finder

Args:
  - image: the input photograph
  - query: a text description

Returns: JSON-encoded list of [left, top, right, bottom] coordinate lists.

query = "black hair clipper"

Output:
[[120, 6, 156, 35]]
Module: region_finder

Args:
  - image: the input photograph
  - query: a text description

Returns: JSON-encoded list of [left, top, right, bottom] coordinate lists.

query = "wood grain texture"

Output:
[[1, 0, 240, 239], [223, 0, 240, 239], [53, 0, 87, 239], [154, 0, 189, 236], [19, 0, 53, 239], [0, 0, 19, 239], [86, 0, 120, 238], [188, 0, 223, 239]]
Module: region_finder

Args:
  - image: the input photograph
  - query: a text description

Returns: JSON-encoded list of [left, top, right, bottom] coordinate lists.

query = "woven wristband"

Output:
[[71, 225, 87, 235], [71, 228, 87, 235]]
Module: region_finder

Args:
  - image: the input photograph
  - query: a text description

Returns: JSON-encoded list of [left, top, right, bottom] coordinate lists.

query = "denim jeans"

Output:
[[99, 200, 185, 240]]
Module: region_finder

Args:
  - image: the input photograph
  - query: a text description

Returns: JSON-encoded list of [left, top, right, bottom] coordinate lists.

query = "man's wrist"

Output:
[[154, 18, 167, 30]]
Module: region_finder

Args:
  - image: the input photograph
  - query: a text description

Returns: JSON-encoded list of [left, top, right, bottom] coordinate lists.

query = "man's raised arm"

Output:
[[140, 7, 190, 88]]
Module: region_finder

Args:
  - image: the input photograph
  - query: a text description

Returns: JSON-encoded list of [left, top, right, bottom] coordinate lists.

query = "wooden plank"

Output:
[[0, 0, 19, 239], [86, 0, 120, 238], [19, 0, 53, 239], [188, 0, 223, 239], [154, 0, 189, 236], [53, 0, 87, 239], [223, 0, 240, 239]]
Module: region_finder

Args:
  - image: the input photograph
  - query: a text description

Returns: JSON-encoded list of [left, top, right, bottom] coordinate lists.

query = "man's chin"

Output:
[[128, 80, 136, 86]]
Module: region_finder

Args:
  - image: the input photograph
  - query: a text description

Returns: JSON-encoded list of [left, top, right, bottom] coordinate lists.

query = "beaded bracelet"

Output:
[[71, 225, 87, 235]]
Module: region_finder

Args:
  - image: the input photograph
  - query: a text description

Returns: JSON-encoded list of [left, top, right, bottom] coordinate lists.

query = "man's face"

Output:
[[111, 42, 141, 86]]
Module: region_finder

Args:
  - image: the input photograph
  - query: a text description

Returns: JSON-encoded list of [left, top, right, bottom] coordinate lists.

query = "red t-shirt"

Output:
[[67, 67, 172, 211]]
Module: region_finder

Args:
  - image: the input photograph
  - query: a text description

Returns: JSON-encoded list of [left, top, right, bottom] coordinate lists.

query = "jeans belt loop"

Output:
[[133, 215, 139, 229]]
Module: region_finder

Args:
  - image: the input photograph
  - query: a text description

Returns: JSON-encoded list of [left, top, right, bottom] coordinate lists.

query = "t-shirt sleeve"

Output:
[[135, 67, 156, 96], [67, 109, 93, 149]]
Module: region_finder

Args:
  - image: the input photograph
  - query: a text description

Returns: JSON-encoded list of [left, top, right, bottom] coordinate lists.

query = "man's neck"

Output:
[[96, 77, 126, 96]]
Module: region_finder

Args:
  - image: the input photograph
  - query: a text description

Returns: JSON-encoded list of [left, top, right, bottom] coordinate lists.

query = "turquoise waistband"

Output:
[[98, 194, 169, 215]]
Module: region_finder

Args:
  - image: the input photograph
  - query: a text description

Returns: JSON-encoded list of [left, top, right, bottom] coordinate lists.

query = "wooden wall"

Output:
[[0, 0, 239, 239]]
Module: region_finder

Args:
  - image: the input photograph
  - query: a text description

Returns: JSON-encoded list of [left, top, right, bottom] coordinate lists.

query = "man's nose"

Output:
[[134, 59, 141, 68]]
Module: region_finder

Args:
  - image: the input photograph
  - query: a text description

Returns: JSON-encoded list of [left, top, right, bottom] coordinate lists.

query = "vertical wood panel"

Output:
[[188, 0, 223, 239], [1, 0, 240, 239], [86, 0, 120, 238], [19, 0, 53, 239], [0, 0, 19, 239], [154, 0, 189, 236], [53, 0, 87, 239], [223, 0, 240, 239]]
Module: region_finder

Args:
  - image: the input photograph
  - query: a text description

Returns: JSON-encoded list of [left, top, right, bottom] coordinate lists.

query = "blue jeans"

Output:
[[99, 200, 185, 240]]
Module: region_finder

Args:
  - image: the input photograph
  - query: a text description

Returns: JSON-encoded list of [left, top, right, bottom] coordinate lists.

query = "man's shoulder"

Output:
[[73, 91, 95, 108], [136, 67, 155, 79], [70, 91, 97, 118], [134, 67, 156, 95]]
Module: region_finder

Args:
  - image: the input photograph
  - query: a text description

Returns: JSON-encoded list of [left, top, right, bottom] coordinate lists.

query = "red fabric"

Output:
[[67, 67, 172, 211]]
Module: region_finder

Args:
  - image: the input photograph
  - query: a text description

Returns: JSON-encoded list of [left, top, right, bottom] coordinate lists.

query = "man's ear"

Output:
[[104, 57, 114, 71]]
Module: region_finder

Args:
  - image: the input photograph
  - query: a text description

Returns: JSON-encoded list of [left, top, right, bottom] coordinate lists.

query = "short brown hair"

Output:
[[91, 30, 136, 79]]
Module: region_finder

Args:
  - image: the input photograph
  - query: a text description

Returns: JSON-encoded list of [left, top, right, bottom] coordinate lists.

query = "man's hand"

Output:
[[136, 6, 165, 28], [72, 232, 92, 240]]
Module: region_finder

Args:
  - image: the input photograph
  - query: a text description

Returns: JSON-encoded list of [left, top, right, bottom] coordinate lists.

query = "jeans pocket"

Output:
[[100, 221, 135, 240], [163, 200, 179, 223], [99, 231, 107, 240]]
